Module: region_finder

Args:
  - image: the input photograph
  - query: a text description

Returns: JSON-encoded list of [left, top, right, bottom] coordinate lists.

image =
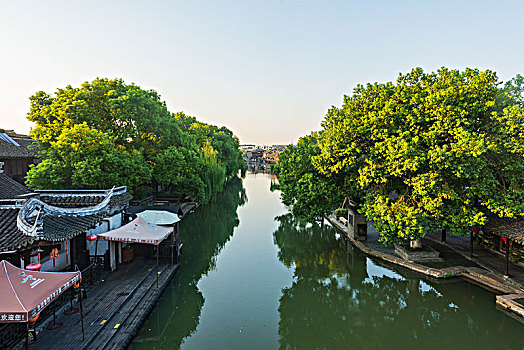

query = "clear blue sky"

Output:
[[1, 0, 523, 145]]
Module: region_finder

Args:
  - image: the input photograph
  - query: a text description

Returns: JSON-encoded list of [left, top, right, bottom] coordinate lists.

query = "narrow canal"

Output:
[[130, 173, 524, 349]]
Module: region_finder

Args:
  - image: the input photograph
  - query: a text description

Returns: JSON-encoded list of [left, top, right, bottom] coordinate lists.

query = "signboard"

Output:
[[27, 328, 36, 344]]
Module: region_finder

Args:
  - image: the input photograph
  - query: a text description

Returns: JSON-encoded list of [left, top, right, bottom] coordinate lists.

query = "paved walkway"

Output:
[[423, 232, 524, 290], [21, 259, 179, 350]]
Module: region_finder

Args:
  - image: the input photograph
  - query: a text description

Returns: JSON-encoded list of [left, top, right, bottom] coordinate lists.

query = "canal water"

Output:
[[130, 173, 524, 349]]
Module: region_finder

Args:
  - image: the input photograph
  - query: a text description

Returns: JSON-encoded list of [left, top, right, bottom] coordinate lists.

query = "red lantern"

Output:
[[29, 312, 40, 323], [50, 248, 60, 268], [473, 228, 480, 235], [26, 263, 41, 271], [87, 234, 97, 245]]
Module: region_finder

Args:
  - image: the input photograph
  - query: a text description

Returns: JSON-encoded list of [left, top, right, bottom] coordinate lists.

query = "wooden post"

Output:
[[505, 239, 510, 277], [177, 222, 180, 263], [25, 323, 29, 350], [470, 230, 474, 258], [441, 229, 446, 243], [171, 227, 174, 266], [156, 244, 159, 289], [79, 284, 85, 341], [94, 239, 98, 262]]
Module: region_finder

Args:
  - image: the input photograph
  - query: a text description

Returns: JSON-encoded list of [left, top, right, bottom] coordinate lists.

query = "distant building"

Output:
[[239, 144, 256, 151], [0, 129, 39, 184], [262, 148, 283, 163]]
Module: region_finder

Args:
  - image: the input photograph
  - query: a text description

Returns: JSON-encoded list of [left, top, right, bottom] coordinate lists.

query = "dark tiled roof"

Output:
[[40, 195, 104, 207], [0, 174, 32, 199], [39, 192, 132, 208], [0, 136, 39, 159], [0, 208, 34, 252], [0, 187, 132, 249], [484, 215, 524, 245], [41, 213, 106, 242]]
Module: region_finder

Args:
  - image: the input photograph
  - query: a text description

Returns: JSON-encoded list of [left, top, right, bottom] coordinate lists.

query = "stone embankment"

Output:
[[326, 214, 524, 320]]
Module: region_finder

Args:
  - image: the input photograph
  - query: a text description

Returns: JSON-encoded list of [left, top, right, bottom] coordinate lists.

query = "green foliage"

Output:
[[315, 67, 524, 244], [274, 133, 344, 223], [152, 146, 206, 201], [26, 78, 244, 202], [174, 112, 246, 179], [26, 123, 151, 190], [504, 74, 524, 108]]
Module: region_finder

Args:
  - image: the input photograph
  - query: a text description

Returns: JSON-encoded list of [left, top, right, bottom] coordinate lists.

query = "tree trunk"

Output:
[[410, 237, 422, 249]]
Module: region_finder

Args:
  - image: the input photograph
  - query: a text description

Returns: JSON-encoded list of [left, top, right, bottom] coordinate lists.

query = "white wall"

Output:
[[86, 213, 123, 257]]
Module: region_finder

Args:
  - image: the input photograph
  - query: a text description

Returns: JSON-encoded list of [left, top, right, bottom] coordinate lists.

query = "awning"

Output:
[[97, 216, 173, 245], [136, 210, 180, 225], [0, 260, 81, 323]]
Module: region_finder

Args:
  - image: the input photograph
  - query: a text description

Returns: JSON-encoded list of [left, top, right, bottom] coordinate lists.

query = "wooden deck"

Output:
[[24, 259, 179, 350]]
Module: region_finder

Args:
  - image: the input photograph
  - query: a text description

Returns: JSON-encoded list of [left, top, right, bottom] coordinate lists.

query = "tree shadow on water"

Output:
[[273, 214, 524, 350], [130, 177, 247, 349]]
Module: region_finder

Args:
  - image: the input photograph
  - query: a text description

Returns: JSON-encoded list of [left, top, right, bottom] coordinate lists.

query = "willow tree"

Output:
[[315, 67, 524, 245], [26, 78, 244, 202]]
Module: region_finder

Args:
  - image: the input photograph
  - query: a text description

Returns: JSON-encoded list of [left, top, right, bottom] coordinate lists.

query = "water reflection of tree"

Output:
[[130, 177, 246, 349], [274, 214, 524, 350]]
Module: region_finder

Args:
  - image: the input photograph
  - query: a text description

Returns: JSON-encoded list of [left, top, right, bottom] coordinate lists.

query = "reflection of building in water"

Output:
[[339, 237, 368, 286], [246, 161, 271, 174]]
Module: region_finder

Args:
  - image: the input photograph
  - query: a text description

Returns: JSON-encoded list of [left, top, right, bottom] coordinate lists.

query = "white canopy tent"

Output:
[[97, 216, 172, 245], [97, 217, 174, 287], [136, 210, 180, 226]]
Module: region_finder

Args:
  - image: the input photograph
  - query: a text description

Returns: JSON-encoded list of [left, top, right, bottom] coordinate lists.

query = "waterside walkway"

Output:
[[21, 259, 179, 350], [326, 215, 524, 321]]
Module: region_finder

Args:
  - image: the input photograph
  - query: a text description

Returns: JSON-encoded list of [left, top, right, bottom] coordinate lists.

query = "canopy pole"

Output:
[[46, 304, 62, 330], [64, 289, 79, 315], [470, 230, 474, 258], [156, 244, 159, 289], [176, 222, 180, 263], [25, 323, 29, 350], [171, 228, 174, 266], [94, 239, 99, 262], [79, 283, 85, 341]]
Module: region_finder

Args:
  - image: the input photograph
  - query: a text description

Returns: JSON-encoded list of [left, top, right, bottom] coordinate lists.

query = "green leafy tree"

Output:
[[152, 146, 206, 202], [26, 123, 151, 189], [315, 67, 524, 244], [27, 78, 185, 158], [174, 112, 246, 179], [504, 74, 524, 108], [274, 133, 344, 223], [25, 78, 243, 201]]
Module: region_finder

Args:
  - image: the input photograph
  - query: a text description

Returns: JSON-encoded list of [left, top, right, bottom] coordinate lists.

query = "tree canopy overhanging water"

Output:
[[130, 173, 524, 350]]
